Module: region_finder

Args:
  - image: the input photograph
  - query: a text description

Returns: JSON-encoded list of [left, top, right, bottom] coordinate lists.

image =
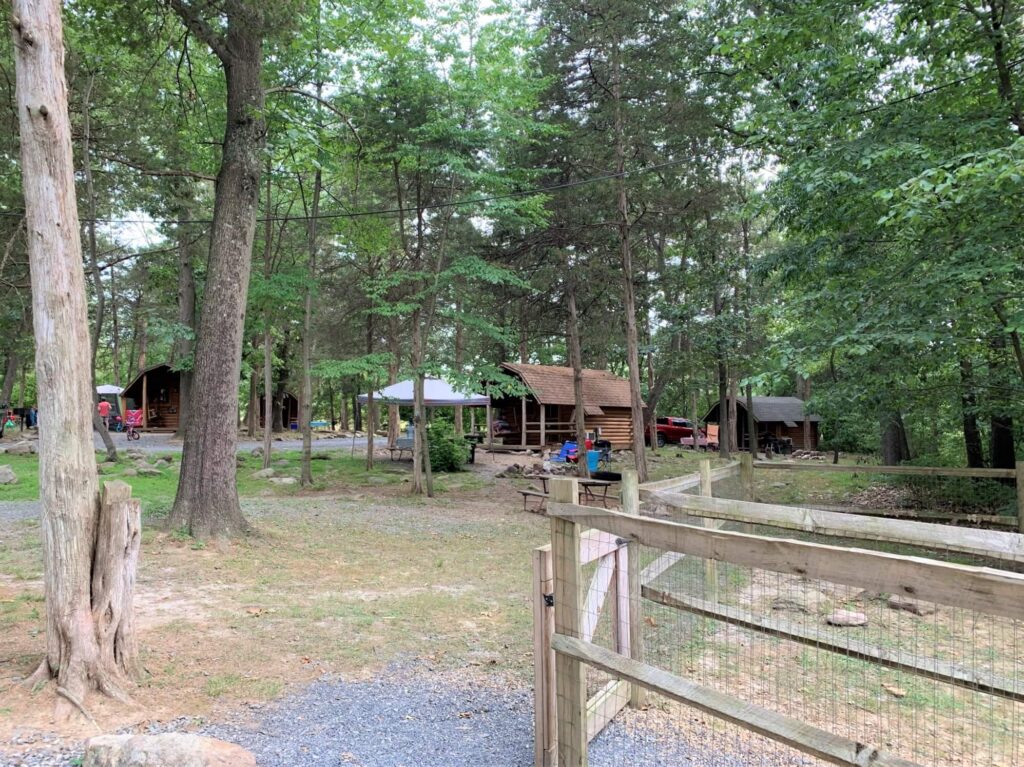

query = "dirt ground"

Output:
[[0, 463, 553, 748]]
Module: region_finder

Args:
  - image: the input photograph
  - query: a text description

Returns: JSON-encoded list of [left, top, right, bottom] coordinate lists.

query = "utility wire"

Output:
[[0, 157, 691, 227]]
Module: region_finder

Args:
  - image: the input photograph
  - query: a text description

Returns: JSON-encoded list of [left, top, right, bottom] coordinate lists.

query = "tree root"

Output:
[[56, 685, 102, 732], [22, 657, 52, 690]]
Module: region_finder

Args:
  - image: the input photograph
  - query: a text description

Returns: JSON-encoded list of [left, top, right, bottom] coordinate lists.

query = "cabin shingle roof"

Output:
[[749, 396, 822, 424], [501, 363, 635, 408]]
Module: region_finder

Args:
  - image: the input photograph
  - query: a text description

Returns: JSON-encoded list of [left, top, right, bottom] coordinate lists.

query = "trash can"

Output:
[[586, 450, 601, 473]]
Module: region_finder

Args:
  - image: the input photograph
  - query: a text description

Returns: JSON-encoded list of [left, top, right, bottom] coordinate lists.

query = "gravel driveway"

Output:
[[0, 501, 38, 524], [0, 670, 813, 767]]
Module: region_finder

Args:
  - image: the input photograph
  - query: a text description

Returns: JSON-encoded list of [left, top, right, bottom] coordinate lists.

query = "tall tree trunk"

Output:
[[13, 0, 136, 712], [728, 376, 738, 452], [717, 360, 730, 459], [453, 299, 464, 437], [171, 208, 196, 440], [340, 386, 348, 431], [365, 313, 376, 471], [745, 384, 757, 457], [300, 162, 322, 488], [565, 261, 589, 478], [170, 2, 266, 537], [1, 350, 18, 407], [611, 39, 648, 482], [801, 376, 812, 451], [387, 315, 400, 447], [958, 357, 985, 468], [990, 415, 1016, 469], [81, 74, 118, 463], [246, 369, 257, 437], [110, 264, 121, 387], [880, 412, 909, 465]]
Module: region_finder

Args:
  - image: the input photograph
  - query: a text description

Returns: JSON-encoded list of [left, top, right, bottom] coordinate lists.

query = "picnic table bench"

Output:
[[517, 475, 617, 513], [388, 437, 414, 461]]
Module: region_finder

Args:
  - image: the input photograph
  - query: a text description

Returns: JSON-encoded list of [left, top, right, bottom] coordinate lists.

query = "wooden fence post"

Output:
[[621, 469, 646, 708], [700, 459, 719, 603], [1017, 461, 1024, 535], [533, 545, 556, 767], [551, 477, 586, 767], [740, 452, 754, 502]]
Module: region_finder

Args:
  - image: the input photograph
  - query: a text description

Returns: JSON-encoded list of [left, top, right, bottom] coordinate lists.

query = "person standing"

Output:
[[97, 398, 111, 430]]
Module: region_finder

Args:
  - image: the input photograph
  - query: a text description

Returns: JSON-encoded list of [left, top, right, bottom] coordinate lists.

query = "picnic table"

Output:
[[516, 474, 617, 513]]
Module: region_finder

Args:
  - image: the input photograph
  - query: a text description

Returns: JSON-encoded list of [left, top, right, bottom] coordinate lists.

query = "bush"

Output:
[[427, 421, 467, 473]]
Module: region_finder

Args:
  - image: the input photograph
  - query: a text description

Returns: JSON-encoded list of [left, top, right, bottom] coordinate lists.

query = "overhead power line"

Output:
[[0, 157, 692, 228]]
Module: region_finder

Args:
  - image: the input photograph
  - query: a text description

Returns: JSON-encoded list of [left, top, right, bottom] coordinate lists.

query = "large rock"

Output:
[[0, 465, 16, 485], [827, 609, 868, 627], [250, 447, 264, 458], [136, 466, 162, 477], [269, 476, 298, 486], [887, 595, 937, 617], [83, 733, 256, 767], [6, 441, 35, 455], [251, 468, 275, 479], [125, 449, 146, 461]]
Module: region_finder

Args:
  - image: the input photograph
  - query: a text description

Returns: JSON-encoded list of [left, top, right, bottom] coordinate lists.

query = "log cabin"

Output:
[[122, 363, 180, 432], [703, 396, 821, 451], [258, 391, 300, 431], [491, 363, 639, 449]]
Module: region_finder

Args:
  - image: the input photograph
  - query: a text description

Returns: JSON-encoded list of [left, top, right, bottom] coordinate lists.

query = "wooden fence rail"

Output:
[[543, 462, 1024, 767]]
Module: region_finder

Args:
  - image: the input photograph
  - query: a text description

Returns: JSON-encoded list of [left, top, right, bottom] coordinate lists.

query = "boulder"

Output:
[[153, 459, 171, 469], [121, 468, 138, 477], [98, 461, 118, 472], [125, 449, 146, 461], [0, 465, 16, 485], [250, 447, 264, 458], [6, 441, 35, 455], [273, 459, 290, 467], [83, 733, 256, 767], [136, 466, 162, 477], [887, 595, 937, 617], [269, 476, 298, 486], [251, 468, 275, 479], [826, 609, 868, 627]]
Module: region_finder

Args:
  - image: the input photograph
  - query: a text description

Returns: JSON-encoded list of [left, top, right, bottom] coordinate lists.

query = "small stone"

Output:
[[887, 595, 937, 616], [273, 459, 290, 467], [269, 476, 297, 485], [311, 452, 330, 461], [83, 732, 256, 767], [827, 609, 868, 627], [153, 459, 171, 469], [882, 683, 907, 698], [136, 466, 162, 477], [122, 468, 138, 477], [0, 465, 17, 484], [251, 468, 275, 479], [250, 447, 264, 457], [126, 449, 146, 460], [6, 441, 34, 455], [769, 482, 788, 489]]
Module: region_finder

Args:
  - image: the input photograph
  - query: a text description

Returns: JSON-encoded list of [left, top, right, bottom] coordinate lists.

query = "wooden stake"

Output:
[[1017, 461, 1024, 535]]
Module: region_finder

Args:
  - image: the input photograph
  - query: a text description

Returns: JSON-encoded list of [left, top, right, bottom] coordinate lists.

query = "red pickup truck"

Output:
[[647, 416, 699, 447]]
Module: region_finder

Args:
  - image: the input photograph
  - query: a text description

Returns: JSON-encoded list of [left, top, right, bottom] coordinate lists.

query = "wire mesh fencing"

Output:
[[543, 463, 1024, 767]]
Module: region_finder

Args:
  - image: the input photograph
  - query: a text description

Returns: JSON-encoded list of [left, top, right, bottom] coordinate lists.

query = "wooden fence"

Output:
[[751, 458, 1024, 532], [539, 465, 1024, 767]]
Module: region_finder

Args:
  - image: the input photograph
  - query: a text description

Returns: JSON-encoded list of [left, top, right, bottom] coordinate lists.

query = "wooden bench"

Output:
[[518, 488, 549, 513], [388, 438, 414, 461]]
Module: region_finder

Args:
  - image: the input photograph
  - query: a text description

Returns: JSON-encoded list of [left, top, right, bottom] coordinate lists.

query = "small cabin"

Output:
[[122, 363, 181, 432], [703, 396, 821, 451], [258, 391, 300, 430], [491, 363, 639, 449]]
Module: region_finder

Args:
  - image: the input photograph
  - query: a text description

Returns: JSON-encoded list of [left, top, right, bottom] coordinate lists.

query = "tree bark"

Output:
[[453, 298, 464, 437], [745, 384, 757, 456], [1, 350, 18, 407], [880, 412, 909, 465], [13, 0, 137, 713], [717, 360, 730, 459], [565, 261, 589, 478], [611, 39, 647, 482], [958, 357, 985, 467], [171, 207, 196, 440], [300, 162, 322, 487], [81, 74, 117, 463], [170, 1, 266, 537]]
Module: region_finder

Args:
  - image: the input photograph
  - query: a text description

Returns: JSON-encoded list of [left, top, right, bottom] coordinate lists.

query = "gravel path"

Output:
[[1, 670, 812, 767], [0, 500, 38, 524]]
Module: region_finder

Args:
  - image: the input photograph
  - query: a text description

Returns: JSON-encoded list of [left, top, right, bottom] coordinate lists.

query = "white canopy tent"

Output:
[[357, 377, 489, 407], [96, 384, 123, 395]]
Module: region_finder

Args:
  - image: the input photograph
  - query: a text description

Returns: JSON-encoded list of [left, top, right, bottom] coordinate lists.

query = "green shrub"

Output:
[[427, 421, 467, 473]]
